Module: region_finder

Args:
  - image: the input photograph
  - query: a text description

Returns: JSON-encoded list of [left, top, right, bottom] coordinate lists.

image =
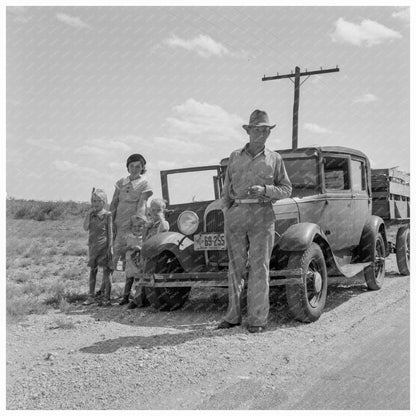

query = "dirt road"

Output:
[[6, 256, 410, 410]]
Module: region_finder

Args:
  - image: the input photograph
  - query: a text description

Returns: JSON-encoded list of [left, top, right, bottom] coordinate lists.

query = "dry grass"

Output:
[[6, 218, 89, 319], [6, 217, 126, 320]]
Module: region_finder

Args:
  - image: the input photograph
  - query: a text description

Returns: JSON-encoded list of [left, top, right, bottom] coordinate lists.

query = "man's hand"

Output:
[[248, 185, 266, 197]]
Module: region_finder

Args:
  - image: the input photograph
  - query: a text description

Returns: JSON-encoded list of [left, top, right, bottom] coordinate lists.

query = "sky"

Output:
[[5, 4, 411, 202]]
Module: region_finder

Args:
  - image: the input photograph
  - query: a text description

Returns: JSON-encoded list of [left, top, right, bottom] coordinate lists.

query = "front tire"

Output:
[[396, 226, 410, 275], [285, 243, 328, 323], [364, 232, 386, 290], [144, 252, 191, 311]]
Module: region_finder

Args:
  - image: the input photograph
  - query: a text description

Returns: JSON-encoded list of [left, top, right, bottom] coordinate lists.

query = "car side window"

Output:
[[351, 159, 366, 192], [323, 156, 350, 190]]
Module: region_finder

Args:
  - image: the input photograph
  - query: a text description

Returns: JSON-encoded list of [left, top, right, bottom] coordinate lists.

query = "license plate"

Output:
[[194, 233, 226, 251]]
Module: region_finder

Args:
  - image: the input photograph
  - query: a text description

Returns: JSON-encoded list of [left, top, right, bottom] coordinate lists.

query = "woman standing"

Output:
[[110, 154, 153, 300]]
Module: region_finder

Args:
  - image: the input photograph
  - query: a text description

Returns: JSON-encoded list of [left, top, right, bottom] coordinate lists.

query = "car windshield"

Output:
[[167, 168, 220, 205], [283, 157, 319, 195]]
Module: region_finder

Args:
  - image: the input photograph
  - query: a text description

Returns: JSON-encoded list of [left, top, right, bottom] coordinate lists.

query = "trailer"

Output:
[[371, 167, 410, 275]]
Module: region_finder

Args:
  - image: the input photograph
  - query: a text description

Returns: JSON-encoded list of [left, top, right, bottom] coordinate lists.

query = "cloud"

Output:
[[56, 13, 91, 29], [330, 18, 402, 47], [166, 98, 244, 141], [304, 123, 332, 134], [353, 93, 378, 104], [164, 34, 230, 58], [392, 8, 410, 22], [75, 138, 132, 156], [26, 138, 62, 152], [153, 136, 206, 154], [52, 160, 105, 178]]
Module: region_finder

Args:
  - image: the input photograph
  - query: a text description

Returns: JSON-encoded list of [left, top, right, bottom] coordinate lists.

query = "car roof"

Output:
[[278, 146, 369, 160]]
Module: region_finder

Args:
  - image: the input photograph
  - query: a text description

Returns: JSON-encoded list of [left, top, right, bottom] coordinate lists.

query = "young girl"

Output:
[[126, 198, 170, 309], [119, 215, 147, 306], [83, 188, 113, 306]]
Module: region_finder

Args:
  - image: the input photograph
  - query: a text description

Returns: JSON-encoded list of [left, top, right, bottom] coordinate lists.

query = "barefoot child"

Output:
[[83, 188, 113, 306], [126, 198, 170, 309], [118, 215, 147, 306]]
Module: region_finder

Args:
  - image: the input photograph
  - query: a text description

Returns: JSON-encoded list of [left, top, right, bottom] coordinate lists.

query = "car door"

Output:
[[351, 157, 370, 246], [320, 153, 356, 252]]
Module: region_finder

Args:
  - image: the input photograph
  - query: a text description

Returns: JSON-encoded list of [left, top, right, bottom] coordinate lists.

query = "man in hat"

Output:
[[217, 109, 292, 333]]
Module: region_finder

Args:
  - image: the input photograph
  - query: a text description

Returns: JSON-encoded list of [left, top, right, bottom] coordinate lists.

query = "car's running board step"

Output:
[[329, 262, 372, 278], [135, 268, 305, 287]]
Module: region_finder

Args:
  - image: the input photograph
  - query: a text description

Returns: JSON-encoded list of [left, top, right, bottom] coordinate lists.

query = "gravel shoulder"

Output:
[[6, 256, 410, 410]]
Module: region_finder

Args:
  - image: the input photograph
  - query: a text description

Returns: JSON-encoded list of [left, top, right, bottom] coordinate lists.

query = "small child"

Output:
[[83, 188, 113, 307], [126, 198, 170, 309], [145, 198, 170, 239], [118, 215, 147, 306]]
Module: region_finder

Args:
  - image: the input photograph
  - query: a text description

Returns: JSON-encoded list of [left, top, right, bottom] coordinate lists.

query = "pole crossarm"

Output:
[[261, 65, 340, 149], [262, 67, 339, 81]]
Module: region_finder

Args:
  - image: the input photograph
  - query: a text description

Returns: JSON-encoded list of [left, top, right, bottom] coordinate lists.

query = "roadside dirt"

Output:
[[6, 255, 410, 410]]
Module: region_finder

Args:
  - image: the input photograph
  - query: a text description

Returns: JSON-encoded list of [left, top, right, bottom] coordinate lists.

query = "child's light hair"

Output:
[[91, 188, 108, 207], [150, 198, 166, 211]]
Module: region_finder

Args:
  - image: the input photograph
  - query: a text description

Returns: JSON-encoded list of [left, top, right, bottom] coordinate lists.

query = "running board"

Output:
[[134, 262, 374, 288]]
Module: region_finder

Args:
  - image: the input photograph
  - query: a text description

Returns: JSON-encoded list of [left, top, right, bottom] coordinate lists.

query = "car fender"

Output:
[[141, 231, 205, 272], [276, 223, 350, 278], [354, 215, 387, 262], [277, 222, 327, 251]]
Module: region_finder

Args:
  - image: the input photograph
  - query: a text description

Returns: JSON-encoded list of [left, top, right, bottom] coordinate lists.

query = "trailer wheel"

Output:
[[144, 253, 191, 311], [396, 226, 410, 275], [285, 243, 327, 323], [364, 232, 386, 290]]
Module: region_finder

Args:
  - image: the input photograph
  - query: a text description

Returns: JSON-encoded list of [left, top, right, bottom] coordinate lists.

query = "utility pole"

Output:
[[262, 66, 339, 149]]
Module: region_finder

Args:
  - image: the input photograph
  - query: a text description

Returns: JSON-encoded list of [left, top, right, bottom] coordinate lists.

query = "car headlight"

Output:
[[177, 211, 199, 235]]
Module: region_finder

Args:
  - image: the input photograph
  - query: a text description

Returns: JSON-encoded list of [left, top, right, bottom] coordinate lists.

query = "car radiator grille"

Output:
[[206, 209, 228, 265]]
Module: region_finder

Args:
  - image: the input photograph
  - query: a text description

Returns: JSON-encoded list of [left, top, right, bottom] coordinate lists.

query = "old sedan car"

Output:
[[137, 146, 387, 322]]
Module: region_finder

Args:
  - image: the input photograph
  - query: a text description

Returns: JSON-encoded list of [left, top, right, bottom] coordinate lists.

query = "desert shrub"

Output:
[[6, 238, 30, 258], [47, 247, 58, 255], [20, 281, 47, 297], [23, 242, 46, 259], [7, 295, 48, 317], [62, 241, 87, 257], [65, 292, 87, 303], [44, 280, 66, 307], [58, 299, 72, 314], [14, 205, 35, 220], [61, 268, 83, 280], [14, 258, 32, 268], [8, 198, 90, 221], [50, 316, 75, 329], [10, 270, 31, 284]]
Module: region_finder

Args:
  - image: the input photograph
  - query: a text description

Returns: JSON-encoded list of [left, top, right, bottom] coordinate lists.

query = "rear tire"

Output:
[[285, 243, 327, 323], [144, 252, 191, 311], [396, 226, 410, 275], [364, 232, 386, 290]]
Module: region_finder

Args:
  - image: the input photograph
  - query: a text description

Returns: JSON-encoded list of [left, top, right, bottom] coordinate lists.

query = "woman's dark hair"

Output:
[[126, 153, 147, 174]]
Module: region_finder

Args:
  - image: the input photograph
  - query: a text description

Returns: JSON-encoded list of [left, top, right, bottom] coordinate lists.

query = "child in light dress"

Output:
[[124, 198, 170, 309], [118, 215, 147, 306]]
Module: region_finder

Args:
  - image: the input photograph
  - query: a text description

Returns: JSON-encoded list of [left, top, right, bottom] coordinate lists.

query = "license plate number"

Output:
[[194, 233, 226, 251]]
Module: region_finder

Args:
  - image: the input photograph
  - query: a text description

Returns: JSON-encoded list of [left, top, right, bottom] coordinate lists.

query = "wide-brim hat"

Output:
[[243, 109, 276, 130]]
